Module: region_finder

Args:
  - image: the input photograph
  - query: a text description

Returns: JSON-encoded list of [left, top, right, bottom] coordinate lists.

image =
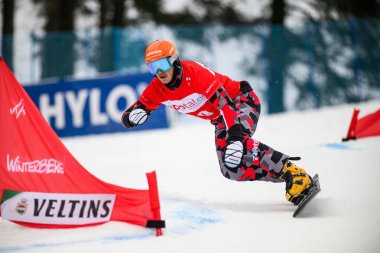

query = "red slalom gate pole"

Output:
[[146, 171, 164, 236]]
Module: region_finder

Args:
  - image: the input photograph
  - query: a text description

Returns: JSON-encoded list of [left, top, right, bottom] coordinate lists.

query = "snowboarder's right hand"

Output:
[[129, 108, 149, 125], [224, 140, 244, 169], [121, 103, 150, 128]]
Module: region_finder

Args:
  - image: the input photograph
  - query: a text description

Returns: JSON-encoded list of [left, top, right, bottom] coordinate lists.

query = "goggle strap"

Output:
[[169, 50, 179, 65]]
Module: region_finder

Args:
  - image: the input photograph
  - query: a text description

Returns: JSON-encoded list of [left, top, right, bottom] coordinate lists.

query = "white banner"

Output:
[[1, 191, 116, 225]]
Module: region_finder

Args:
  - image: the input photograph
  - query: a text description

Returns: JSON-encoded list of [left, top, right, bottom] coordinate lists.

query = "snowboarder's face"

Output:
[[156, 66, 174, 84]]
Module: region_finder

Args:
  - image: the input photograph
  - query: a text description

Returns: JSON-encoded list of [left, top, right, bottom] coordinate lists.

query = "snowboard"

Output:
[[293, 174, 321, 217]]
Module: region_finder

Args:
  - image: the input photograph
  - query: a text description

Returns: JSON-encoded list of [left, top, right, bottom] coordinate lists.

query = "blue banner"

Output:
[[25, 73, 169, 137]]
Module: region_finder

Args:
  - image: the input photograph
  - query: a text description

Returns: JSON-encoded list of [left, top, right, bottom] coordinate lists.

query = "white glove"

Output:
[[129, 108, 149, 126], [224, 141, 244, 169]]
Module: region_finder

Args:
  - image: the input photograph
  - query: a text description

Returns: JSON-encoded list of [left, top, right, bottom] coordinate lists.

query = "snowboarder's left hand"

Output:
[[224, 140, 243, 169]]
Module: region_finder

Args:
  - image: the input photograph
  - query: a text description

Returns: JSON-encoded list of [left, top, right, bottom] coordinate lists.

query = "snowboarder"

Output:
[[121, 39, 316, 205]]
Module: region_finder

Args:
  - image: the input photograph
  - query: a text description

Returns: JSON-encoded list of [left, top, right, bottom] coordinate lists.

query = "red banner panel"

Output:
[[0, 58, 164, 234], [343, 108, 380, 141]]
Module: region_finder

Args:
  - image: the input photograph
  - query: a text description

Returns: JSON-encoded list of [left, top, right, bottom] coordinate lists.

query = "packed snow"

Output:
[[1, 99, 380, 253]]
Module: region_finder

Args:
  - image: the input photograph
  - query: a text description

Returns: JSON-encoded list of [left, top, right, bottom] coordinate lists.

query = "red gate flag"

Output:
[[0, 58, 164, 234], [343, 107, 380, 141]]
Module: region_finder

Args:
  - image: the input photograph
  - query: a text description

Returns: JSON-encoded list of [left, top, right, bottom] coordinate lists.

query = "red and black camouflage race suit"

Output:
[[123, 60, 288, 182]]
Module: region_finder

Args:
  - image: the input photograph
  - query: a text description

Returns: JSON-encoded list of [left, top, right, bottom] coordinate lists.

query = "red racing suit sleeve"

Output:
[[139, 81, 163, 111]]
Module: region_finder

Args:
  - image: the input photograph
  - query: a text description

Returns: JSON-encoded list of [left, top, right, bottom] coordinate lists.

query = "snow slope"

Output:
[[1, 100, 380, 253]]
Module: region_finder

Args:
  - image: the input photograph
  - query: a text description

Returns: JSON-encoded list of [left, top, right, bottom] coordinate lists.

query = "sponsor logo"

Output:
[[206, 80, 217, 94], [10, 99, 26, 119], [38, 85, 138, 130], [16, 199, 28, 215], [6, 154, 64, 174], [146, 50, 162, 57], [185, 77, 191, 86], [197, 110, 214, 117], [1, 192, 116, 225], [252, 140, 259, 159], [24, 75, 155, 137], [163, 93, 207, 114], [237, 107, 248, 114]]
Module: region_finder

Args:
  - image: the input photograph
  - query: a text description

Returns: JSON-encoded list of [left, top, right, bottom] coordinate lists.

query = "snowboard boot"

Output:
[[279, 160, 312, 205]]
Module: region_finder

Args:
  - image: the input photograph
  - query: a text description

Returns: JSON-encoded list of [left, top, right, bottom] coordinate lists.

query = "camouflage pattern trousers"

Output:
[[214, 90, 289, 182]]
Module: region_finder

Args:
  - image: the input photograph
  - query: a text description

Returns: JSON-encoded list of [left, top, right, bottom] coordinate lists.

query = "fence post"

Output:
[[84, 28, 92, 75], [206, 24, 216, 70], [259, 27, 271, 114], [30, 32, 38, 83], [112, 28, 122, 73], [349, 18, 365, 102], [304, 23, 319, 108]]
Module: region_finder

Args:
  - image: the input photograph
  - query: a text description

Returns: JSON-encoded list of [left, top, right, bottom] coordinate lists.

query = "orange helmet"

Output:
[[145, 40, 179, 64]]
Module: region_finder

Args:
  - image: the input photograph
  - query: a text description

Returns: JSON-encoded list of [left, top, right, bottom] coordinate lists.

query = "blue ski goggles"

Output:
[[147, 57, 172, 75]]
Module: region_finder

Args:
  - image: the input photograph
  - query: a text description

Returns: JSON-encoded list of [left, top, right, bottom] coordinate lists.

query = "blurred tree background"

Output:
[[1, 0, 380, 112]]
